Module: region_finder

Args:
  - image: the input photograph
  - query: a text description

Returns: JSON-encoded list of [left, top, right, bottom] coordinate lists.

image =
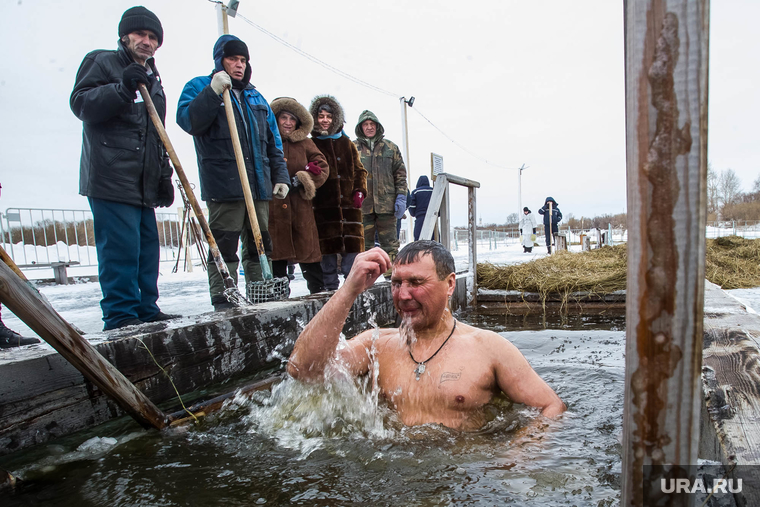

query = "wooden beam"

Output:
[[622, 0, 709, 505], [0, 260, 169, 431], [468, 186, 478, 305], [419, 173, 448, 241]]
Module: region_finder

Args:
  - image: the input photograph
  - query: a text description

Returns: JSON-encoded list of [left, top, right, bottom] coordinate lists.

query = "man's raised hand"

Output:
[[344, 247, 391, 294]]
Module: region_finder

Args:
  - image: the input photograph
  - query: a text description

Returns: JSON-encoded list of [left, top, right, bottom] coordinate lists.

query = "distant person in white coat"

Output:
[[519, 207, 537, 253]]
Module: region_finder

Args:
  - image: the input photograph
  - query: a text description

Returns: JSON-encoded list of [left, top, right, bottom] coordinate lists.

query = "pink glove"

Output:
[[353, 191, 365, 209], [305, 162, 322, 175]]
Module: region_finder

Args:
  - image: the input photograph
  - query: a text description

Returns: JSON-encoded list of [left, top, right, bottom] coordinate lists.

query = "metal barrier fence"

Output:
[[1, 207, 206, 269], [449, 226, 633, 250], [4, 208, 760, 268]]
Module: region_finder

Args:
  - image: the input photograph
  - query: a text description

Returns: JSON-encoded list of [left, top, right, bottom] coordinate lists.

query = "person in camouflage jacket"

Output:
[[353, 110, 407, 266]]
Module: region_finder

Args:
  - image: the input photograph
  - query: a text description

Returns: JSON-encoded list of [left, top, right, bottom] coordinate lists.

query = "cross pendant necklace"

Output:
[[409, 320, 457, 381]]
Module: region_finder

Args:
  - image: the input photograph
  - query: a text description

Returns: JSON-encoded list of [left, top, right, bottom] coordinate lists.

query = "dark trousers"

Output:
[[413, 217, 426, 241], [206, 200, 271, 301], [272, 260, 324, 294], [89, 197, 160, 330], [363, 212, 399, 260], [320, 252, 358, 290]]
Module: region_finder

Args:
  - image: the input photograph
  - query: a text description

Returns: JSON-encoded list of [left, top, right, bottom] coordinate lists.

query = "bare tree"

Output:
[[718, 168, 742, 212], [707, 165, 719, 216], [753, 174, 760, 193], [506, 213, 519, 224]]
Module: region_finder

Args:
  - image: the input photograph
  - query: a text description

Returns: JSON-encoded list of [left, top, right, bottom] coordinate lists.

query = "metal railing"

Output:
[[2, 207, 206, 270]]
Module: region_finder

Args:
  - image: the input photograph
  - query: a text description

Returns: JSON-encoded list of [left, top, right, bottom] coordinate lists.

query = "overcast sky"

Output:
[[0, 0, 757, 226]]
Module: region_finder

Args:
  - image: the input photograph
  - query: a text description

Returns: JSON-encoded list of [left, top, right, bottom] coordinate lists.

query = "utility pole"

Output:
[[214, 0, 239, 36], [517, 163, 527, 223], [400, 96, 415, 243], [215, 2, 228, 35]]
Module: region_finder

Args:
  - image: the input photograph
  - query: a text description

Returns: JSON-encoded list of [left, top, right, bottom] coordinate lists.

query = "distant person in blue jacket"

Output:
[[538, 197, 562, 254], [408, 175, 433, 241], [177, 35, 290, 311]]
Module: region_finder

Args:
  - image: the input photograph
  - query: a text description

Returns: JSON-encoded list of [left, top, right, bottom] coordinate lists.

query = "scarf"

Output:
[[316, 129, 349, 140]]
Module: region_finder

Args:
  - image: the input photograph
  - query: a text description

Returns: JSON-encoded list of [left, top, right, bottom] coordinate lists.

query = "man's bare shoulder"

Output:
[[454, 322, 522, 365], [346, 328, 400, 347], [456, 321, 511, 346]]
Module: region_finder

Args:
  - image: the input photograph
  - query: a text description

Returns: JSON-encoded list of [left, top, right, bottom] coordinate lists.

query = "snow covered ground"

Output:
[[4, 237, 759, 346], [3, 238, 559, 342]]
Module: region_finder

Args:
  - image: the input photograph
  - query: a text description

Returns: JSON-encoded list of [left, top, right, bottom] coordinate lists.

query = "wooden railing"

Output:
[[418, 173, 481, 304]]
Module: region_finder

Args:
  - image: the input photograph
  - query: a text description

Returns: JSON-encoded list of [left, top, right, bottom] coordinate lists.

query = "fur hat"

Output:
[[309, 95, 345, 137], [119, 6, 163, 46], [270, 97, 313, 143]]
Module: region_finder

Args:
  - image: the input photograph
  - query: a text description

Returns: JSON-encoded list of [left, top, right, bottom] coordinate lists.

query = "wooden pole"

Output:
[[222, 89, 273, 279], [622, 0, 709, 505], [468, 186, 478, 306], [0, 259, 168, 430], [137, 84, 240, 293]]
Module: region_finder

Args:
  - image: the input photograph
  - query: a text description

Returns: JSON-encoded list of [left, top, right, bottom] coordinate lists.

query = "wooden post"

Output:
[[468, 186, 477, 305], [622, 0, 709, 505], [439, 186, 450, 250], [0, 260, 168, 430]]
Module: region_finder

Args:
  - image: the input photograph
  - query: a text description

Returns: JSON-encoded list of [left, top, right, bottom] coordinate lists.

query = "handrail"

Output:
[[418, 172, 480, 304]]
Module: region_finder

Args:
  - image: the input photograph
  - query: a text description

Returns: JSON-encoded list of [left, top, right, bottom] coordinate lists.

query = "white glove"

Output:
[[273, 183, 289, 199], [210, 71, 231, 95]]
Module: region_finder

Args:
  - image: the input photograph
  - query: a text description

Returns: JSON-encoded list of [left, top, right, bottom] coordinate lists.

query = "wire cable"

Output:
[[411, 107, 513, 170], [236, 13, 398, 98], [234, 12, 516, 171]]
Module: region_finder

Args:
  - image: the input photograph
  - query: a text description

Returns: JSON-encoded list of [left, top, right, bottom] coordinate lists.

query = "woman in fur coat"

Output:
[[309, 95, 368, 291], [269, 97, 329, 293]]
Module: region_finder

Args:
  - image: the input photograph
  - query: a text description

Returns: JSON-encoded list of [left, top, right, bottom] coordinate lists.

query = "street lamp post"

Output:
[[400, 96, 414, 243], [517, 163, 527, 222]]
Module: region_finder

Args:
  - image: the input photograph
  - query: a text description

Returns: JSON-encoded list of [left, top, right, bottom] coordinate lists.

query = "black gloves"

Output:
[[157, 178, 174, 207], [122, 63, 151, 95], [533, 228, 537, 234]]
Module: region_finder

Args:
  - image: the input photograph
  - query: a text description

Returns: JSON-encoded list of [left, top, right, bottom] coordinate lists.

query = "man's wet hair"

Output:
[[394, 240, 455, 281]]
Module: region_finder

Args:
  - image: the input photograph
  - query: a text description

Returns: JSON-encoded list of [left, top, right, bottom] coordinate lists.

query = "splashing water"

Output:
[[243, 375, 394, 458], [244, 303, 395, 457]]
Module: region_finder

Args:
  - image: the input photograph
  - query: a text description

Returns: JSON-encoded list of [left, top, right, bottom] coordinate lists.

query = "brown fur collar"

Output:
[[295, 171, 316, 200], [270, 97, 312, 143], [309, 94, 345, 137]]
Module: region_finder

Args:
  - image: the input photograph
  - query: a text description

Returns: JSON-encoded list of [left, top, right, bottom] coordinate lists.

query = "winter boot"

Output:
[[526, 247, 533, 253], [287, 262, 296, 281], [211, 295, 235, 312], [0, 322, 40, 348], [547, 246, 552, 254]]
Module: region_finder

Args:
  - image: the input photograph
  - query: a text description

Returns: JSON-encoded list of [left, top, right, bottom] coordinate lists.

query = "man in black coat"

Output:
[[70, 6, 178, 330]]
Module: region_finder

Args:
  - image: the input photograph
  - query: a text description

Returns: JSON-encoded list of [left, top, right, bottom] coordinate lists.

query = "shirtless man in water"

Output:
[[287, 241, 565, 429]]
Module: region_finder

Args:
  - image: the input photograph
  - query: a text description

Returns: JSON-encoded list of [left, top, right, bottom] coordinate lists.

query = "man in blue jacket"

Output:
[[71, 6, 178, 330], [408, 175, 433, 241], [177, 35, 290, 311], [538, 197, 562, 254]]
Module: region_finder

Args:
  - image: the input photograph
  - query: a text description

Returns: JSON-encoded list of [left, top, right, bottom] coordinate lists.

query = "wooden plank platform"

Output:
[[701, 281, 760, 505]]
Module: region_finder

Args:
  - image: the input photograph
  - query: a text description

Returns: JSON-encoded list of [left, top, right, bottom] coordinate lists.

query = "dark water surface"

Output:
[[2, 311, 625, 506]]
